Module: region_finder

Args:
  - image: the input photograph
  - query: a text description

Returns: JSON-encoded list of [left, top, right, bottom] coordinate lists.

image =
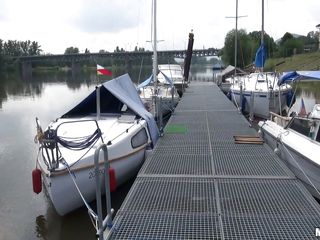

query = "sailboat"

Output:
[[158, 64, 187, 97], [258, 70, 320, 198], [137, 0, 180, 119], [229, 0, 294, 119], [33, 73, 159, 215]]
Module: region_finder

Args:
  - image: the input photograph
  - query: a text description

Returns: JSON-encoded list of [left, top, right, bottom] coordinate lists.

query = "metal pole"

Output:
[[261, 0, 265, 72], [96, 86, 100, 121], [240, 84, 243, 112], [249, 91, 254, 121], [234, 0, 238, 77], [94, 144, 114, 239], [152, 0, 158, 121], [159, 97, 163, 134], [152, 0, 158, 91]]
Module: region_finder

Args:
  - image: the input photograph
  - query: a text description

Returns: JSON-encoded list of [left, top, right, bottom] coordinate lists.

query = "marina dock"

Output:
[[107, 82, 320, 239]]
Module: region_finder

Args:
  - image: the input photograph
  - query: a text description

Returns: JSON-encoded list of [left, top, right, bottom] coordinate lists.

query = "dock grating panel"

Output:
[[109, 213, 221, 239], [153, 144, 211, 155], [141, 153, 213, 175], [107, 82, 320, 239], [222, 215, 320, 239], [120, 177, 217, 213], [218, 179, 320, 217]]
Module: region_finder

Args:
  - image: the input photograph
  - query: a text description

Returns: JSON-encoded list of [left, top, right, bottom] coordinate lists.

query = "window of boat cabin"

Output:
[[288, 118, 311, 137], [316, 127, 320, 143]]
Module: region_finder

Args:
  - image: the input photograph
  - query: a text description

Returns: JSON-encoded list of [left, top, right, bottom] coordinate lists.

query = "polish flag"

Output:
[[97, 64, 112, 76], [298, 98, 307, 116]]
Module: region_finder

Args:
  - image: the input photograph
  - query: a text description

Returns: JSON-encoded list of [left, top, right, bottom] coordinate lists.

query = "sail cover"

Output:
[[254, 43, 266, 68], [62, 74, 159, 145], [278, 71, 320, 85]]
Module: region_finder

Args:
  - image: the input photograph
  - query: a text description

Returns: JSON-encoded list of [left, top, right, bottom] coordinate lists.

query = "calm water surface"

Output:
[[0, 66, 319, 240]]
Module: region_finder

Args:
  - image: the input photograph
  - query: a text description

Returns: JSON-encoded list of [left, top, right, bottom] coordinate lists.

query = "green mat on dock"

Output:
[[164, 124, 188, 134]]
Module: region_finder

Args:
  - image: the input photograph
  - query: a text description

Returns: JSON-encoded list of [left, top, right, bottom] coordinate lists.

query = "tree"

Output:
[[64, 47, 79, 54], [280, 32, 293, 45], [248, 31, 277, 58], [278, 32, 304, 57], [29, 41, 42, 55], [114, 46, 125, 53], [279, 38, 304, 57], [222, 29, 253, 68]]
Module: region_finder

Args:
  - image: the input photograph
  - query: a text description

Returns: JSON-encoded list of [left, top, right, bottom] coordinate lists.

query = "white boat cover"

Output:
[[62, 74, 159, 146]]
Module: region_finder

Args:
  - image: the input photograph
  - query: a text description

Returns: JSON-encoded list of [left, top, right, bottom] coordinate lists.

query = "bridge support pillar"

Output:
[[21, 62, 32, 80], [71, 62, 81, 79], [125, 54, 132, 73]]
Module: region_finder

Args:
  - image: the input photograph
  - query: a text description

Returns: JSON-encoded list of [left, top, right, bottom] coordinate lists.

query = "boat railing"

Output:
[[270, 111, 291, 127], [94, 143, 114, 240]]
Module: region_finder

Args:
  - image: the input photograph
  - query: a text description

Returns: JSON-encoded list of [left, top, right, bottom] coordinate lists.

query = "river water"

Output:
[[0, 65, 319, 240]]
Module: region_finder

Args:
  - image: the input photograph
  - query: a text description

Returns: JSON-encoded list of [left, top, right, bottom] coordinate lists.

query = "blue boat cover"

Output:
[[137, 74, 153, 89], [137, 72, 173, 89], [62, 74, 159, 146], [278, 71, 320, 85], [254, 43, 266, 68], [159, 71, 174, 86]]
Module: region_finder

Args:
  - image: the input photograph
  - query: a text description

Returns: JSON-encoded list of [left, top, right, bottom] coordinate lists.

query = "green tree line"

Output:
[[0, 39, 42, 71]]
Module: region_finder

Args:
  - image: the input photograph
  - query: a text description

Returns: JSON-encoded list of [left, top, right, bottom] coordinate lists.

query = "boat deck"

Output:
[[107, 82, 320, 239]]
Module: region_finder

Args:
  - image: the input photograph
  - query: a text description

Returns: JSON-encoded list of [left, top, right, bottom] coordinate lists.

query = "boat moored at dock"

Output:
[[33, 74, 159, 215]]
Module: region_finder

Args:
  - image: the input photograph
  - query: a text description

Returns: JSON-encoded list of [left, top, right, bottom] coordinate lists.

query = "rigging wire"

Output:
[[277, 131, 320, 198]]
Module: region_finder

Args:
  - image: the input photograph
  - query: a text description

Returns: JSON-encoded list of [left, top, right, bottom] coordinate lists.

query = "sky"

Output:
[[0, 0, 319, 54]]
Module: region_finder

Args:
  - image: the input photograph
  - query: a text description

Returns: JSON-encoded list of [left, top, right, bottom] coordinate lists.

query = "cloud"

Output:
[[0, 1, 7, 21], [71, 0, 146, 33]]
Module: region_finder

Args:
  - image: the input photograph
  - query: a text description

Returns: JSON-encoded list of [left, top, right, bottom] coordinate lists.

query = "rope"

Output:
[[56, 128, 102, 151], [61, 159, 99, 231], [277, 132, 320, 198]]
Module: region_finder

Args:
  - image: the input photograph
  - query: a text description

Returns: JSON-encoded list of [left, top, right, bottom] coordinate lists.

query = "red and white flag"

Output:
[[298, 98, 307, 116], [97, 64, 112, 76]]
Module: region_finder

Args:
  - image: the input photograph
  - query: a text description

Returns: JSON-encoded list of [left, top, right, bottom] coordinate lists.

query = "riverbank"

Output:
[[265, 51, 320, 72]]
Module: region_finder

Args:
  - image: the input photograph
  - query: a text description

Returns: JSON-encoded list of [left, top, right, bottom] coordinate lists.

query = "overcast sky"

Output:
[[0, 0, 319, 54]]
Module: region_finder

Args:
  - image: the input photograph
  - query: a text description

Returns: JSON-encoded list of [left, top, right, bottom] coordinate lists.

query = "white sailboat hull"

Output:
[[37, 115, 151, 215], [40, 147, 145, 215], [139, 85, 179, 117], [231, 89, 290, 118], [259, 120, 320, 199]]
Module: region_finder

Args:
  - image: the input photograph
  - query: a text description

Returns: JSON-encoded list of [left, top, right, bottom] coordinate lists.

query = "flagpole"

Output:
[[96, 72, 100, 121], [96, 85, 100, 121], [96, 64, 113, 121], [96, 65, 101, 121]]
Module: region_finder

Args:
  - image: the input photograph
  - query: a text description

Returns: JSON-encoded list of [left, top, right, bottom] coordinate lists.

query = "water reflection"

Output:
[[0, 66, 152, 110], [290, 81, 320, 113]]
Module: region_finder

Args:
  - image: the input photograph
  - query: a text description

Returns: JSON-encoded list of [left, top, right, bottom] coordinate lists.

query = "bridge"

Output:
[[17, 48, 220, 63], [17, 48, 220, 79]]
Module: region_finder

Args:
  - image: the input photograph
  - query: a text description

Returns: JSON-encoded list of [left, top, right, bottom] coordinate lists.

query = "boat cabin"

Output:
[[285, 105, 320, 143]]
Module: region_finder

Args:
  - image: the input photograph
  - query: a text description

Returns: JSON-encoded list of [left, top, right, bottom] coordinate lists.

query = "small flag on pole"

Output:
[[298, 98, 307, 116], [97, 64, 112, 76]]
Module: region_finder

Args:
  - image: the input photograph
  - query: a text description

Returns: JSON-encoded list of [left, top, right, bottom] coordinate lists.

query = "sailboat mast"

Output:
[[261, 0, 264, 72], [234, 0, 238, 76], [153, 0, 158, 90], [261, 0, 264, 45]]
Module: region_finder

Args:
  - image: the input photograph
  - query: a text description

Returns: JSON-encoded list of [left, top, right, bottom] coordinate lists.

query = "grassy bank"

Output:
[[265, 51, 320, 72]]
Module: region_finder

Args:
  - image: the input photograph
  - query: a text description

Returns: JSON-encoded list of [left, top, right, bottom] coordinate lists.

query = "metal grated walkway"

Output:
[[107, 82, 320, 239]]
